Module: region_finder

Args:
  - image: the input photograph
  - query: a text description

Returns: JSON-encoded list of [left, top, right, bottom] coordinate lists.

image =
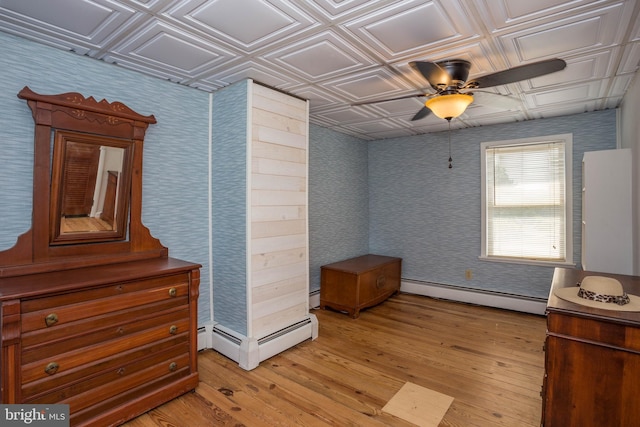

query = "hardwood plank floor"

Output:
[[123, 293, 546, 426]]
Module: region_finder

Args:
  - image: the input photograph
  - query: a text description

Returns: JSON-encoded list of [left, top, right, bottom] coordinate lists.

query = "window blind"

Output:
[[485, 141, 566, 261]]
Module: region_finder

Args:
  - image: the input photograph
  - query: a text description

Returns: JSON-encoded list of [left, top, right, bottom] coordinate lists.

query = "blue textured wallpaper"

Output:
[[0, 31, 212, 325], [211, 80, 249, 335], [368, 110, 617, 299], [308, 124, 370, 292], [0, 30, 622, 323]]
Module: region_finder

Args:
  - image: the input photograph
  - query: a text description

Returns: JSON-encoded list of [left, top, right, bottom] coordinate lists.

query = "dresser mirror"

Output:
[[0, 87, 166, 277], [50, 131, 133, 245]]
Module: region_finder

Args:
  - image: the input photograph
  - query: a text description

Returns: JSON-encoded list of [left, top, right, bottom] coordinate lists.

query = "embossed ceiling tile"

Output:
[[607, 75, 635, 98], [528, 101, 599, 119], [363, 97, 427, 117], [344, 0, 479, 59], [198, 60, 302, 90], [523, 81, 603, 109], [299, 0, 391, 21], [165, 0, 318, 51], [106, 20, 236, 77], [262, 30, 376, 80], [340, 117, 407, 134], [0, 0, 138, 54], [473, 0, 604, 31], [517, 52, 610, 92], [463, 103, 527, 120], [498, 2, 632, 64], [290, 86, 344, 110], [323, 68, 416, 102], [619, 42, 640, 74], [313, 106, 380, 125]]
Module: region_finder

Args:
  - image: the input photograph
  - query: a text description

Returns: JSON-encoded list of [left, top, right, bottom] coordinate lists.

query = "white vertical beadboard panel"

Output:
[[254, 126, 307, 149], [253, 302, 309, 338], [252, 247, 307, 271], [252, 140, 306, 163], [251, 189, 306, 206], [252, 108, 306, 135], [252, 219, 306, 239], [251, 234, 307, 255], [251, 173, 306, 191], [253, 157, 307, 177], [250, 82, 309, 338], [251, 205, 305, 222], [253, 274, 308, 306], [304, 99, 310, 312], [250, 260, 308, 288], [246, 79, 254, 338]]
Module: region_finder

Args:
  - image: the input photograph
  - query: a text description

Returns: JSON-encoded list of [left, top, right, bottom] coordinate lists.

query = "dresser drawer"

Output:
[[547, 312, 640, 353], [22, 307, 190, 365], [21, 273, 190, 333], [21, 335, 188, 400], [24, 341, 190, 409], [21, 298, 186, 349], [21, 313, 190, 384]]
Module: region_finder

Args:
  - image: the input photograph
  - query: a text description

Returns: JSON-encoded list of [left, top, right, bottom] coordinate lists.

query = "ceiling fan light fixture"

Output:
[[425, 93, 473, 120]]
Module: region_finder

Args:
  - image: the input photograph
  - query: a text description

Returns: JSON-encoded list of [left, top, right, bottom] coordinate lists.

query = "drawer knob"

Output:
[[45, 362, 59, 375], [168, 287, 177, 297], [169, 325, 178, 335], [169, 362, 177, 372], [45, 313, 58, 327]]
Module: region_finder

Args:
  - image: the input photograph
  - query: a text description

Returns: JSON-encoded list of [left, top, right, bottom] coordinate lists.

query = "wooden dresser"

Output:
[[0, 88, 202, 426], [542, 268, 640, 427], [320, 254, 401, 318], [0, 257, 200, 426]]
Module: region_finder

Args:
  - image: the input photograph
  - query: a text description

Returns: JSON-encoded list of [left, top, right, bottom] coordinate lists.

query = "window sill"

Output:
[[478, 256, 575, 268]]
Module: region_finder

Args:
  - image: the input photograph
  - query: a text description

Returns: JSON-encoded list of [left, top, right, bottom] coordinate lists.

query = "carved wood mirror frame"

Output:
[[0, 87, 167, 277]]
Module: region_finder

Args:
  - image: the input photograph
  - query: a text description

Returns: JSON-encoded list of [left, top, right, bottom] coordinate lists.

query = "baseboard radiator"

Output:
[[400, 279, 547, 315], [207, 314, 319, 370]]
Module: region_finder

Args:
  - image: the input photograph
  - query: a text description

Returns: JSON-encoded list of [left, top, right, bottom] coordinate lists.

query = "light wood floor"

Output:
[[123, 293, 546, 427]]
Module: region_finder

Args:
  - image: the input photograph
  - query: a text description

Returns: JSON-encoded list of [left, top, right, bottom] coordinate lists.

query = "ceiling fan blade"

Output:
[[469, 58, 566, 88], [411, 106, 431, 121], [470, 91, 522, 110], [410, 61, 450, 90], [351, 93, 427, 106]]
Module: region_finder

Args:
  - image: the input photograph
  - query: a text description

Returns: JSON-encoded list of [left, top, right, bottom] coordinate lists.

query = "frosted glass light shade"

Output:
[[425, 94, 473, 119]]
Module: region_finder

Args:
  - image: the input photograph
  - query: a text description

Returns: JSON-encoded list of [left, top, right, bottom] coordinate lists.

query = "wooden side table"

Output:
[[320, 254, 401, 318]]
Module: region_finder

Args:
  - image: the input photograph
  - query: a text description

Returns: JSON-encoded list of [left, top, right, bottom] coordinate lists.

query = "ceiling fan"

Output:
[[353, 58, 567, 121]]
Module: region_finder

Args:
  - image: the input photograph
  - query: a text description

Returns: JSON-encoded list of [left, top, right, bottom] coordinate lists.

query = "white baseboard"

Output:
[[209, 314, 319, 370], [401, 279, 547, 315], [197, 323, 214, 351], [309, 290, 320, 309]]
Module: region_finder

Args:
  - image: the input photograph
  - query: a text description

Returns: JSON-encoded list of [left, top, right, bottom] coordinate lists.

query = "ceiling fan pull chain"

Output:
[[447, 118, 452, 169]]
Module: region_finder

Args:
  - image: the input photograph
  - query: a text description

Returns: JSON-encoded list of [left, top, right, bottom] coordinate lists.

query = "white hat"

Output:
[[554, 276, 640, 311]]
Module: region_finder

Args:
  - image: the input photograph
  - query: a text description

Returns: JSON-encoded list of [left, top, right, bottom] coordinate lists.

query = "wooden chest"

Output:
[[320, 254, 401, 318], [0, 257, 200, 426]]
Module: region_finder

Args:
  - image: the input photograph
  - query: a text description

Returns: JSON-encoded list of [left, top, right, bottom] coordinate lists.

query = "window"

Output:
[[481, 134, 573, 266]]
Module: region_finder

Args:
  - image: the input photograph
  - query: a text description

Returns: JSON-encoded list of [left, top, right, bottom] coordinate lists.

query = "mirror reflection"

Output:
[[59, 142, 124, 233], [51, 131, 132, 244]]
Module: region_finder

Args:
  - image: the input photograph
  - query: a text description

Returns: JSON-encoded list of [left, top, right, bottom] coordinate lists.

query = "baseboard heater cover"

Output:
[[401, 279, 547, 315], [210, 314, 318, 370], [309, 289, 320, 308]]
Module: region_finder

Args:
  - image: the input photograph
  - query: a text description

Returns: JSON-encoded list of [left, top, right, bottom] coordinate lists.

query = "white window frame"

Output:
[[480, 134, 574, 267]]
